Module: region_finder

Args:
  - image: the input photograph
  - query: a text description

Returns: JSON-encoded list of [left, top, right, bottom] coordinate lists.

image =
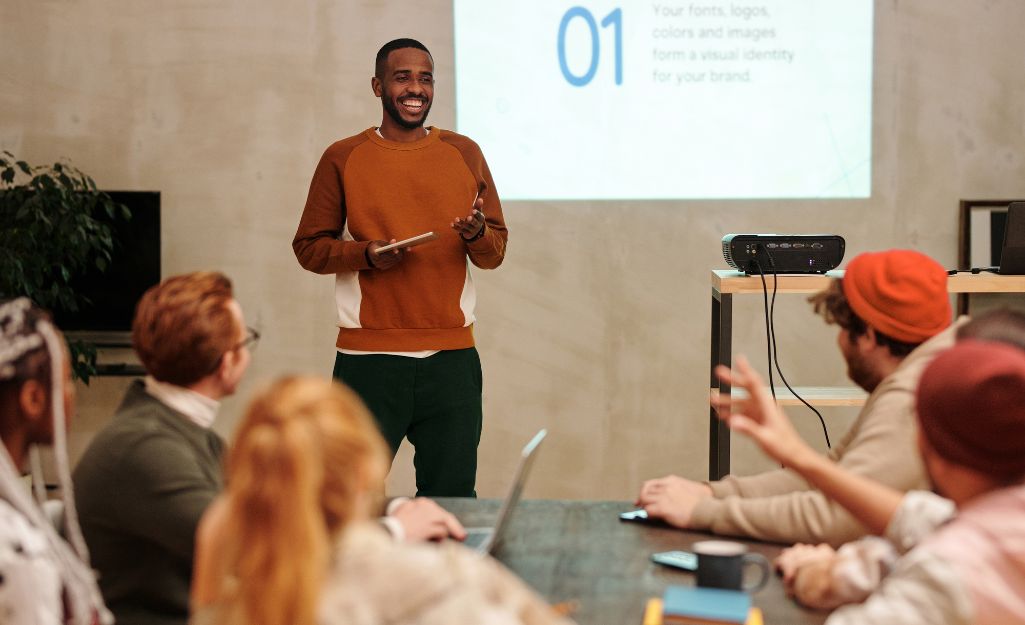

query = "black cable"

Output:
[[753, 249, 832, 449], [753, 263, 777, 401]]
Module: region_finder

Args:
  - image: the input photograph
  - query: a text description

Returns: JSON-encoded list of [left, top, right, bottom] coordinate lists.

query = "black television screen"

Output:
[[55, 191, 161, 335]]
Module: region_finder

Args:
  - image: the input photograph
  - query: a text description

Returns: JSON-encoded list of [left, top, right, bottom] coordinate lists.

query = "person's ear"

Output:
[[217, 349, 239, 383], [19, 379, 48, 423], [371, 76, 383, 98], [860, 326, 879, 350]]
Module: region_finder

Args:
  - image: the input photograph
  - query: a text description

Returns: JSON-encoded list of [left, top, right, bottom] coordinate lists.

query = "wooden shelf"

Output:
[[713, 270, 842, 294], [713, 269, 1025, 295], [946, 273, 1025, 293], [713, 386, 867, 407]]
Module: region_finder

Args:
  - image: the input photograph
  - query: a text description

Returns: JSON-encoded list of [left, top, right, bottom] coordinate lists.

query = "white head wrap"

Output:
[[0, 297, 111, 625]]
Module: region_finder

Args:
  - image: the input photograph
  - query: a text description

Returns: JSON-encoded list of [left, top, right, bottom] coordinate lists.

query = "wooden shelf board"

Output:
[[714, 269, 1025, 296], [712, 386, 867, 407]]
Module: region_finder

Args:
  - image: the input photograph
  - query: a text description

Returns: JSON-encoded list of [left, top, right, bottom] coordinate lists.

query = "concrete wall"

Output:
[[4, 0, 1024, 499]]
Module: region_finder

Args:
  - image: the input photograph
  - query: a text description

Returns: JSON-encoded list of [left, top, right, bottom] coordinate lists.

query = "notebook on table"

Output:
[[660, 586, 755, 625], [643, 598, 762, 625], [462, 429, 546, 554]]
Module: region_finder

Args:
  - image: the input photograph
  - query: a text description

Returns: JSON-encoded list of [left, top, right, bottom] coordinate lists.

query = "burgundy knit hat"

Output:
[[917, 340, 1025, 481], [842, 250, 951, 343]]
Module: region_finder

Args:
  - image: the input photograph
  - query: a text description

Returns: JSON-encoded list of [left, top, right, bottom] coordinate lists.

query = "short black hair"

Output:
[[375, 38, 432, 79]]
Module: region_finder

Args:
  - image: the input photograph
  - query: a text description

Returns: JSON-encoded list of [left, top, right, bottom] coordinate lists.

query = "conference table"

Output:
[[437, 498, 828, 625]]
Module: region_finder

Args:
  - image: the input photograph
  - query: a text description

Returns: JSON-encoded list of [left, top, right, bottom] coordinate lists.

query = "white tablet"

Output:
[[374, 231, 438, 253]]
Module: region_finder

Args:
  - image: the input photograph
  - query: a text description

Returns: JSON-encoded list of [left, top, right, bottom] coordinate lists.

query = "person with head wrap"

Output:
[[0, 298, 111, 625], [713, 339, 1025, 624]]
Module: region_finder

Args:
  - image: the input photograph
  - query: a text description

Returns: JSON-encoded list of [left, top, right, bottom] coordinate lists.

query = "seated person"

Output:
[[776, 308, 1025, 610], [955, 307, 1025, 348], [0, 298, 110, 625], [713, 341, 1025, 624], [75, 272, 462, 625], [191, 376, 572, 625], [637, 250, 955, 546]]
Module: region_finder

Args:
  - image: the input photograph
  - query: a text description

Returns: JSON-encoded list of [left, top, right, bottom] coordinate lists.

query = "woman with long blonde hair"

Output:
[[191, 377, 571, 625]]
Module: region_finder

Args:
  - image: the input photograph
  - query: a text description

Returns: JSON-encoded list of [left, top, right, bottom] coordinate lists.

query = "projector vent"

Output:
[[722, 240, 736, 269]]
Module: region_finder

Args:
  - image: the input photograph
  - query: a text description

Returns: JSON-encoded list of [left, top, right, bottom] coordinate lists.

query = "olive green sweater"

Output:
[[73, 381, 224, 625]]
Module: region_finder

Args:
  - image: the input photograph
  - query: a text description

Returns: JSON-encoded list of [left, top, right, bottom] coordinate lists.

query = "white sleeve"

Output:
[[828, 536, 899, 605], [825, 546, 973, 625], [0, 502, 64, 625], [885, 491, 956, 553]]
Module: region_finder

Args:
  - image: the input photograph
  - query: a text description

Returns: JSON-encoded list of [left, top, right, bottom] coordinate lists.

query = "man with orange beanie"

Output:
[[636, 249, 956, 546]]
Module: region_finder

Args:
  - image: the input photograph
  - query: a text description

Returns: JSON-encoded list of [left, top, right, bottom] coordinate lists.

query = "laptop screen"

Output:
[[488, 429, 547, 549]]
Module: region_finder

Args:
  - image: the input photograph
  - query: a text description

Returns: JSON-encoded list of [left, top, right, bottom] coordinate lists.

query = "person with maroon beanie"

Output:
[[637, 250, 956, 546], [714, 339, 1025, 624]]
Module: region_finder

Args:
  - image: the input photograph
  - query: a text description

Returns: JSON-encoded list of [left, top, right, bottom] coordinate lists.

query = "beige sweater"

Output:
[[192, 523, 573, 625], [689, 322, 961, 547]]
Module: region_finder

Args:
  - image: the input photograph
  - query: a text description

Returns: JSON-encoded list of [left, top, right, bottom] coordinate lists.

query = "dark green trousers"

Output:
[[332, 347, 483, 497]]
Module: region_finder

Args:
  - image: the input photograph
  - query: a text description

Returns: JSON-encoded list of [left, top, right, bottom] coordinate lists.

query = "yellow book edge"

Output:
[[642, 598, 763, 625]]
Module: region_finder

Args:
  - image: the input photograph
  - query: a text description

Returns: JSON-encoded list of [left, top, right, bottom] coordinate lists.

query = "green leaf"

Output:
[[16, 161, 30, 175], [0, 169, 12, 184]]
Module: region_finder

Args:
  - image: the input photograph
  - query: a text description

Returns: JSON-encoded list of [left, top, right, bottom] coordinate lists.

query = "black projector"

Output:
[[722, 234, 845, 274]]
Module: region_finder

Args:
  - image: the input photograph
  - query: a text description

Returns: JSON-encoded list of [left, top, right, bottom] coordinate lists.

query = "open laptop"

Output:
[[463, 429, 547, 554]]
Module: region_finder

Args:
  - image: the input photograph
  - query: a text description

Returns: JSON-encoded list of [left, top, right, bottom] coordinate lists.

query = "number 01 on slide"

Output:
[[454, 1, 873, 201]]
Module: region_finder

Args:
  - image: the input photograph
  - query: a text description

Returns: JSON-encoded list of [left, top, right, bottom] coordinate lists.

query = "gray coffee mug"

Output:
[[692, 540, 770, 592]]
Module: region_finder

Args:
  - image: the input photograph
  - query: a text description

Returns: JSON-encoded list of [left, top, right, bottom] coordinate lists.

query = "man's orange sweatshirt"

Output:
[[293, 127, 507, 351]]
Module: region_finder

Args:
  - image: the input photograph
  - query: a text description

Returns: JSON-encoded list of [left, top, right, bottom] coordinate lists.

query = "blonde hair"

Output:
[[220, 376, 389, 625]]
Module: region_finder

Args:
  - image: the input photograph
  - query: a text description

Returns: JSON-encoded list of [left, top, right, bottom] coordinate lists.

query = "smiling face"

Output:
[[372, 47, 434, 139]]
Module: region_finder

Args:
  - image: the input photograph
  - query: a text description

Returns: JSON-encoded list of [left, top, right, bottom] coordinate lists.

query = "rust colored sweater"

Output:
[[293, 127, 507, 351]]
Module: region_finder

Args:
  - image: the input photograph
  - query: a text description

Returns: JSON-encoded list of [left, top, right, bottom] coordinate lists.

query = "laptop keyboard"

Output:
[[463, 529, 492, 550]]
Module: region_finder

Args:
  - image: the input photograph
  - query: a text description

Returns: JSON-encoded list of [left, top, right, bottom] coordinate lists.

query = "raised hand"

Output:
[[709, 356, 814, 467], [451, 197, 485, 240]]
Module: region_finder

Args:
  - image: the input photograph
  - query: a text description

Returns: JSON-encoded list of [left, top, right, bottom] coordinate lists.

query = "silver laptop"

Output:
[[463, 429, 547, 554]]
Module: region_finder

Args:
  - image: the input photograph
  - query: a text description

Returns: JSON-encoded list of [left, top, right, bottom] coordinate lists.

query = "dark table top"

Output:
[[436, 498, 829, 625]]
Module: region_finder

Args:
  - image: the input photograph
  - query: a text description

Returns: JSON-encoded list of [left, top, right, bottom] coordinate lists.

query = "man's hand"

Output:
[[367, 239, 406, 270], [775, 544, 838, 609], [451, 197, 485, 240], [390, 497, 467, 543], [710, 356, 816, 468], [634, 475, 713, 528]]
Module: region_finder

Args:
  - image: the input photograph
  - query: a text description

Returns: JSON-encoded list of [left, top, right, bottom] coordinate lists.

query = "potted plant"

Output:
[[0, 151, 130, 382]]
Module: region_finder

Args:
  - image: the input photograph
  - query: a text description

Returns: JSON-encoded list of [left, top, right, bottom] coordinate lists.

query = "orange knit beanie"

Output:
[[842, 250, 951, 343]]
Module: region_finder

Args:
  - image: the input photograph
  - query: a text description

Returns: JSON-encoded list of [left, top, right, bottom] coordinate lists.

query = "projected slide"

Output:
[[454, 1, 873, 200]]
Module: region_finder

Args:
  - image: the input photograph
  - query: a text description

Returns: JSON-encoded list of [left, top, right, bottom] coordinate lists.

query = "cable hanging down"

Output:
[[752, 252, 832, 449]]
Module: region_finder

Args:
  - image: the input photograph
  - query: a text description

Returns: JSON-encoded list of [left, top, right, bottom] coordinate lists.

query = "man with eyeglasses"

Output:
[[73, 271, 467, 625], [72, 271, 252, 625]]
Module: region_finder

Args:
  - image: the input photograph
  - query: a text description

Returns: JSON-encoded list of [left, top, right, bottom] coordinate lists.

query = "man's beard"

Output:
[[845, 351, 883, 393], [383, 96, 432, 130]]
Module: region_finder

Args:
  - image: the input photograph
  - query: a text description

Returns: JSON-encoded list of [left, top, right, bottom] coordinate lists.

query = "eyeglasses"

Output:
[[234, 326, 261, 352], [205, 326, 260, 375]]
